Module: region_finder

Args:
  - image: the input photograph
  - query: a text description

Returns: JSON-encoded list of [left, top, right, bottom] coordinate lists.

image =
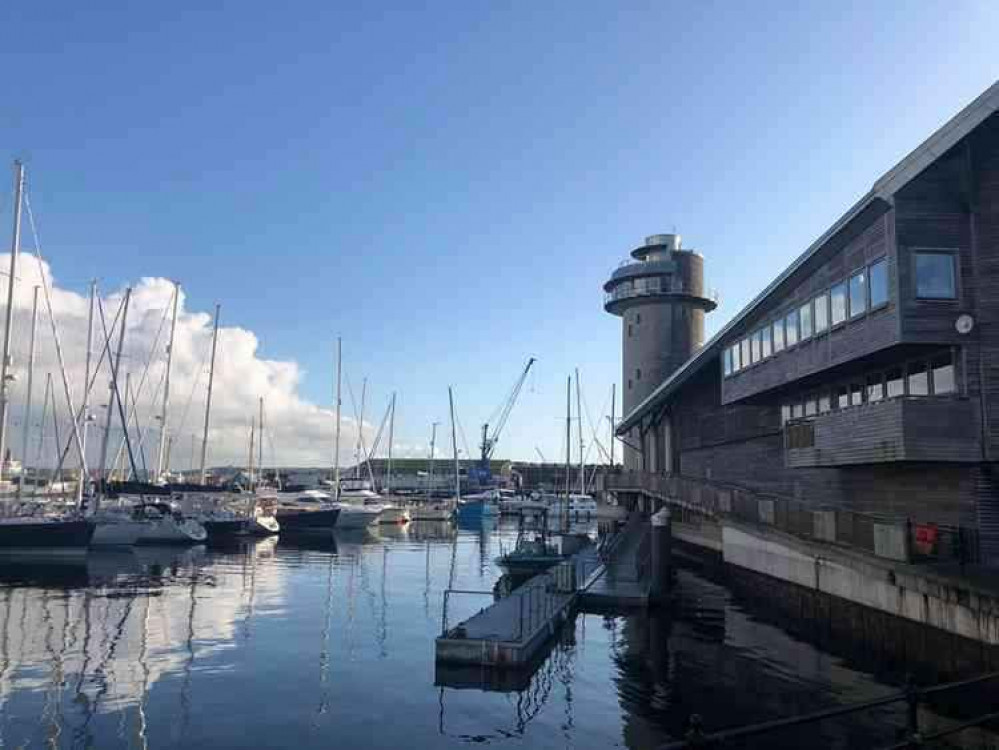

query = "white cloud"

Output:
[[1, 252, 370, 474]]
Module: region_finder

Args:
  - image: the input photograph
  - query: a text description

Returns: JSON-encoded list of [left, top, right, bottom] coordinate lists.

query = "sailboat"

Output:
[[0, 161, 96, 552], [410, 422, 455, 522]]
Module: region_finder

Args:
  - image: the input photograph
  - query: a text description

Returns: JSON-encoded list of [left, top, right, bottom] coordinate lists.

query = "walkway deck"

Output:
[[579, 516, 650, 609]]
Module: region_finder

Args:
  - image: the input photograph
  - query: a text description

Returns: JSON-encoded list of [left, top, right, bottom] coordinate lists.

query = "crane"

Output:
[[470, 357, 536, 485]]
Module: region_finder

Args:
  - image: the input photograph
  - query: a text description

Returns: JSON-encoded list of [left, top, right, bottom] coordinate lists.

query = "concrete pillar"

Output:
[[650, 507, 672, 606]]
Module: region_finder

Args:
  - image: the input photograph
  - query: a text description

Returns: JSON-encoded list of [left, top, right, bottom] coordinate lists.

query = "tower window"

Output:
[[636, 313, 641, 324], [636, 368, 641, 380], [628, 379, 633, 390], [628, 324, 633, 338]]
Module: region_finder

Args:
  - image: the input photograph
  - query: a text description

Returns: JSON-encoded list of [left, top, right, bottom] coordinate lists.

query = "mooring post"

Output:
[[905, 673, 922, 747], [650, 507, 672, 606]]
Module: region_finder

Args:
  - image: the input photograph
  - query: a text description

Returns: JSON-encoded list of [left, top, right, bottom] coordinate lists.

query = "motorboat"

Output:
[[133, 502, 208, 544], [498, 491, 548, 516], [336, 479, 397, 525], [456, 490, 500, 520], [200, 496, 280, 538], [0, 515, 95, 551], [275, 490, 341, 534], [332, 502, 383, 530], [548, 493, 598, 518], [410, 499, 456, 522]]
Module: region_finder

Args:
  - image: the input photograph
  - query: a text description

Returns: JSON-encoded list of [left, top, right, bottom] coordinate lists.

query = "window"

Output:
[[931, 352, 956, 394], [628, 324, 633, 338], [628, 379, 633, 390], [724, 348, 733, 376], [850, 383, 864, 407], [792, 402, 804, 419], [818, 393, 831, 413], [751, 332, 761, 364], [836, 385, 849, 409], [636, 313, 642, 324], [814, 292, 829, 334], [741, 338, 751, 368], [799, 302, 813, 340], [915, 252, 956, 299], [804, 397, 817, 417], [781, 404, 791, 425], [785, 310, 799, 347], [849, 271, 867, 318], [908, 362, 929, 396], [831, 282, 847, 326], [772, 318, 785, 353], [886, 367, 904, 398], [636, 368, 641, 381], [761, 327, 772, 359], [732, 344, 742, 372], [866, 373, 884, 403], [869, 258, 888, 308]]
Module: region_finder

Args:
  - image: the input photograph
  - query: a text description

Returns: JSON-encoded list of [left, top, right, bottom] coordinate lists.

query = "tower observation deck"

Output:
[[604, 233, 716, 469]]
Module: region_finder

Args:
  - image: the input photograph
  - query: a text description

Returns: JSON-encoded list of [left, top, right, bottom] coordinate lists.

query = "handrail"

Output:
[[659, 671, 999, 749]]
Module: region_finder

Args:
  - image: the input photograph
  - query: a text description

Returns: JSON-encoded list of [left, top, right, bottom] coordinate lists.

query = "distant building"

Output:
[[611, 81, 999, 564]]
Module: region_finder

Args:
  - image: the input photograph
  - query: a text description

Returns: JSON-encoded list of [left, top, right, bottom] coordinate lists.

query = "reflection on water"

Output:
[[0, 520, 990, 749]]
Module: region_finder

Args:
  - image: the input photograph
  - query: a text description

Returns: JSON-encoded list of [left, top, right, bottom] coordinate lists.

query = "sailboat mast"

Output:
[[98, 289, 131, 492], [155, 281, 180, 481], [448, 387, 460, 502], [0, 160, 24, 483], [609, 383, 616, 467], [199, 304, 220, 485], [565, 375, 571, 503], [77, 280, 96, 504], [355, 377, 367, 479], [576, 368, 584, 495], [333, 337, 342, 502], [17, 286, 39, 500], [247, 416, 255, 492], [427, 422, 437, 502], [386, 392, 395, 495], [257, 396, 264, 488]]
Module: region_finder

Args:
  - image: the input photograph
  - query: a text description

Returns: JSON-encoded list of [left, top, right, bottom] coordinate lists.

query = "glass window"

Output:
[[781, 404, 791, 425], [805, 397, 817, 417], [869, 258, 888, 308], [931, 352, 956, 394], [814, 292, 829, 334], [792, 402, 804, 419], [785, 310, 799, 347], [750, 332, 760, 364], [799, 302, 812, 340], [836, 385, 849, 409], [724, 347, 733, 376], [741, 338, 751, 368], [850, 383, 864, 407], [636, 313, 642, 324], [818, 393, 831, 413], [915, 252, 956, 299], [908, 362, 929, 396], [772, 318, 785, 353], [887, 367, 904, 398], [831, 282, 847, 326], [628, 324, 633, 338], [636, 368, 641, 381], [849, 271, 867, 318], [761, 327, 771, 359], [867, 373, 884, 402]]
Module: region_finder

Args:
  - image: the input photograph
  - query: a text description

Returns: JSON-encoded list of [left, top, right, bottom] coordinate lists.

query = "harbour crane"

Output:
[[471, 357, 536, 485]]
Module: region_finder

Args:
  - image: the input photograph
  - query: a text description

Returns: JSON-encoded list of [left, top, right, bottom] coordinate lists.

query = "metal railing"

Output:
[[660, 671, 999, 749], [606, 472, 980, 566]]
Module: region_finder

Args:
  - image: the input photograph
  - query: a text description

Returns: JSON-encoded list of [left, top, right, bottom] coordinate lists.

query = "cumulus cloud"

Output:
[[1, 252, 369, 475]]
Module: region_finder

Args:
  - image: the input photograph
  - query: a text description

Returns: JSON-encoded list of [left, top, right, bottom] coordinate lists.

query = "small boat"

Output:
[[133, 502, 208, 544], [0, 516, 95, 551], [548, 493, 598, 518], [372, 502, 410, 524], [410, 499, 456, 522], [333, 502, 383, 530], [275, 491, 341, 535], [456, 490, 500, 520], [495, 520, 564, 577], [202, 503, 280, 538]]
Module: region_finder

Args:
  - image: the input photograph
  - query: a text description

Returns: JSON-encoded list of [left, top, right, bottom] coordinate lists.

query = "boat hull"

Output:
[[137, 518, 208, 544], [377, 505, 410, 524], [0, 519, 95, 549], [497, 555, 564, 578], [334, 506, 382, 530], [90, 520, 148, 546], [456, 500, 498, 520], [275, 508, 340, 534]]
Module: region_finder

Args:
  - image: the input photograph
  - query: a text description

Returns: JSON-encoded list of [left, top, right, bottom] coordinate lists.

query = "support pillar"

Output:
[[650, 507, 672, 606]]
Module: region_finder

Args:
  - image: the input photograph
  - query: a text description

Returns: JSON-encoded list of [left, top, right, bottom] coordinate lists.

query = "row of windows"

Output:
[[724, 258, 889, 377], [780, 351, 957, 424]]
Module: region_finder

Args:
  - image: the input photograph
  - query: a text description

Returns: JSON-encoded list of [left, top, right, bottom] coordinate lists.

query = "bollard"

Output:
[[650, 507, 672, 606]]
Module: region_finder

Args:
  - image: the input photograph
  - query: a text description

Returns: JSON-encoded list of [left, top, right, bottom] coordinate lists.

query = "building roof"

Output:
[[617, 80, 999, 435]]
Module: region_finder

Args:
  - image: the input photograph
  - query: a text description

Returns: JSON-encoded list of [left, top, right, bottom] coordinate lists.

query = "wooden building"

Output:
[[612, 81, 999, 563]]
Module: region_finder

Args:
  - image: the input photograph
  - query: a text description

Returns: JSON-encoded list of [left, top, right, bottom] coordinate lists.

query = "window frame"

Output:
[[868, 257, 889, 311], [798, 300, 813, 341], [813, 291, 829, 335], [830, 281, 848, 328], [913, 249, 959, 301], [772, 318, 785, 353], [848, 269, 868, 319], [784, 309, 799, 348]]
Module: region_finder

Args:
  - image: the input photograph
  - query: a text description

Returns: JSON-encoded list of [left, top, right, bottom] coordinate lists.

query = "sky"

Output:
[[1, 1, 997, 470]]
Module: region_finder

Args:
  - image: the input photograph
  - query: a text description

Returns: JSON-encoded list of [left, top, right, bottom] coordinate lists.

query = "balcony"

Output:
[[785, 396, 980, 468], [603, 274, 719, 312]]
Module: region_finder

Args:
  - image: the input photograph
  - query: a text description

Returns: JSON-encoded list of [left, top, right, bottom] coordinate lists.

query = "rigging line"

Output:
[[580, 385, 612, 464], [173, 330, 212, 444], [95, 293, 140, 481], [109, 296, 173, 472], [126, 364, 167, 480], [451, 391, 472, 461], [23, 190, 88, 483]]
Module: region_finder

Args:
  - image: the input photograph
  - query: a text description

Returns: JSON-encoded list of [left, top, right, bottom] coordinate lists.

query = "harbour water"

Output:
[[0, 519, 988, 749]]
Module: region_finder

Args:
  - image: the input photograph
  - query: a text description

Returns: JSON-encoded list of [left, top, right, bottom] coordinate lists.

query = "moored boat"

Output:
[[275, 491, 341, 534], [133, 502, 207, 544], [0, 517, 96, 551]]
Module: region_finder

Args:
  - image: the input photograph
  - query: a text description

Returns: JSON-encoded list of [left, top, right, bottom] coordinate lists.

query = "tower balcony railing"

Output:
[[604, 280, 720, 306]]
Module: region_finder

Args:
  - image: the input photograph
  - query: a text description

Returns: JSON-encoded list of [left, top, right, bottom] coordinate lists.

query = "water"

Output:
[[0, 520, 990, 749]]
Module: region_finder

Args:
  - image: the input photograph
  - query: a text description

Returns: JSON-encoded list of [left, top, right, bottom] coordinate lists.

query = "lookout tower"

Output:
[[603, 233, 716, 469]]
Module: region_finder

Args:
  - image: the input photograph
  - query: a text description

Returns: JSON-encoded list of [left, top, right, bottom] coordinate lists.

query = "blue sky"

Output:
[[3, 1, 998, 465]]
